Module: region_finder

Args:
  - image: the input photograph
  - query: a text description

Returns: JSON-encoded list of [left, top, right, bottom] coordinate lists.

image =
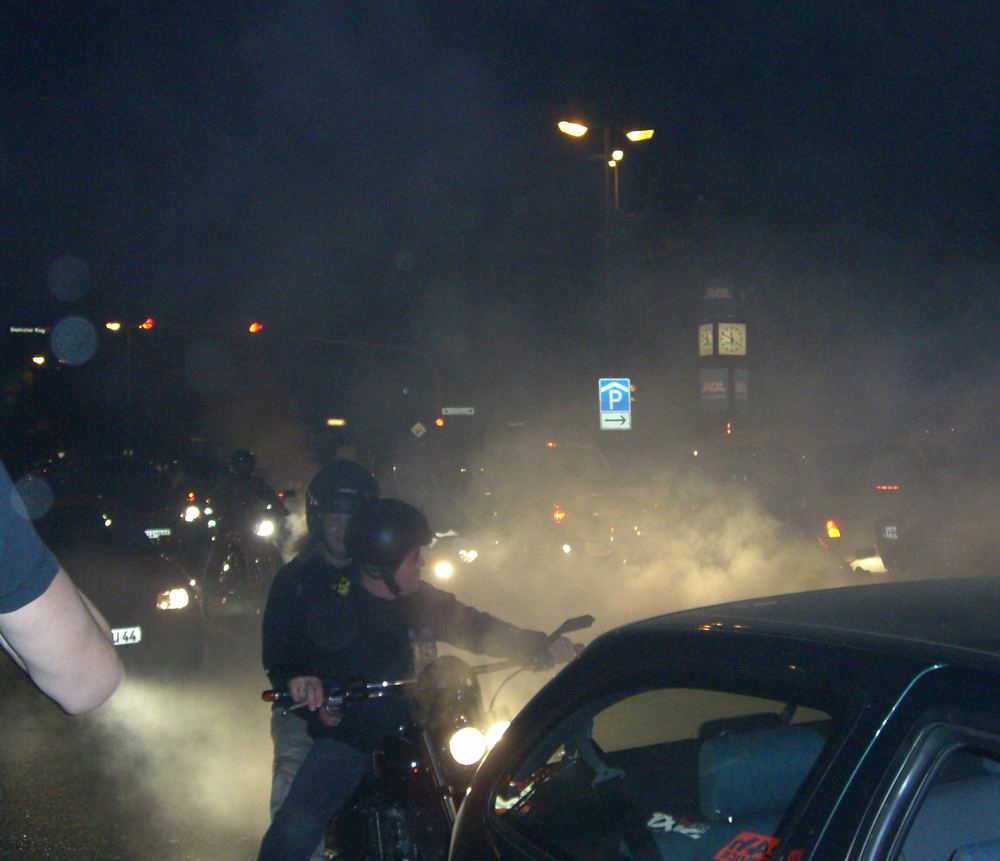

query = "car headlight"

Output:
[[183, 505, 202, 522], [433, 560, 455, 580], [156, 587, 191, 611], [254, 518, 276, 538], [449, 726, 487, 766]]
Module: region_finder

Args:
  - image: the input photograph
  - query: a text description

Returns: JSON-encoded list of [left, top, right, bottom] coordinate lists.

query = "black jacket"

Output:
[[261, 550, 550, 751]]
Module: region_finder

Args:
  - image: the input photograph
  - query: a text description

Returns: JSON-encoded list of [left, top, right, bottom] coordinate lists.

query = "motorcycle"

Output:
[[203, 494, 291, 616], [262, 614, 594, 861]]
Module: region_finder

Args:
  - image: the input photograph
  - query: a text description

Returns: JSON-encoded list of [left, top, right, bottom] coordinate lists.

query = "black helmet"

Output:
[[306, 460, 379, 535], [230, 449, 256, 476], [345, 498, 432, 581]]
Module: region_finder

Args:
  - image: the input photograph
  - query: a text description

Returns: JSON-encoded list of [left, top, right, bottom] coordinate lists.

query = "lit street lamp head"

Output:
[[557, 121, 589, 137], [625, 128, 654, 142]]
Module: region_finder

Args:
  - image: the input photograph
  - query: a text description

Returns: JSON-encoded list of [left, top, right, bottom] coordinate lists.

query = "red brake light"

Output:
[[552, 505, 566, 526], [248, 321, 264, 334], [875, 484, 900, 492], [139, 317, 156, 330], [186, 491, 197, 502], [545, 440, 559, 449]]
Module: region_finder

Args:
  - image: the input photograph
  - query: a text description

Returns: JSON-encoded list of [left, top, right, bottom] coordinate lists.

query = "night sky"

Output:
[[2, 1, 999, 462]]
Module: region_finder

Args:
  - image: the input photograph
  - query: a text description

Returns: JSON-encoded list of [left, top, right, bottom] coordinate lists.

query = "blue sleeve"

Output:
[[0, 461, 59, 613]]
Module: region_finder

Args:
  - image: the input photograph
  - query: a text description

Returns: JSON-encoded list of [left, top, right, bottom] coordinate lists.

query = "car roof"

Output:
[[624, 576, 1000, 663]]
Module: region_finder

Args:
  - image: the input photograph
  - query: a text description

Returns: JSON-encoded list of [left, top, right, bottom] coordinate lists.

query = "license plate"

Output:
[[881, 524, 899, 541], [144, 527, 172, 540], [112, 627, 142, 646]]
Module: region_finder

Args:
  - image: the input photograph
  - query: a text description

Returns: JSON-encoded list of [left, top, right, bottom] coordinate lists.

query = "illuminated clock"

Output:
[[717, 322, 746, 356], [698, 323, 713, 357]]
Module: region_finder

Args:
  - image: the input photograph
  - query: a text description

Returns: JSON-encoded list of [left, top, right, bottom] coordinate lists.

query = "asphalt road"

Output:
[[0, 615, 272, 860]]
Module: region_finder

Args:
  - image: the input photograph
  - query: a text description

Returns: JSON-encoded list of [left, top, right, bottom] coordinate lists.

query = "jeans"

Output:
[[258, 736, 370, 861], [268, 709, 325, 861]]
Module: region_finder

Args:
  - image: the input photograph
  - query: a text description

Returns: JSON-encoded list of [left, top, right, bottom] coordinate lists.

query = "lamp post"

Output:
[[557, 120, 655, 293], [557, 120, 654, 221]]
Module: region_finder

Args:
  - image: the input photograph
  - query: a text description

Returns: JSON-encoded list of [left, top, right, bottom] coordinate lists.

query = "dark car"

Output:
[[451, 576, 1000, 861], [797, 443, 915, 574], [33, 495, 205, 673]]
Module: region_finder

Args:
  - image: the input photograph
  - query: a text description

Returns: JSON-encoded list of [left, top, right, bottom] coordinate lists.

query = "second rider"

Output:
[[259, 493, 578, 861]]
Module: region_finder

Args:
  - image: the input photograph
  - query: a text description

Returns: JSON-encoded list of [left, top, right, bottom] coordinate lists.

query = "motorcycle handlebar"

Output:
[[262, 677, 415, 711], [262, 615, 594, 708]]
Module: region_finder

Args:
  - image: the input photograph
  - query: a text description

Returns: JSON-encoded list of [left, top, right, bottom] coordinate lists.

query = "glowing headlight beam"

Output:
[[184, 505, 202, 522], [156, 587, 191, 611], [449, 727, 487, 765], [485, 720, 510, 750], [433, 560, 455, 580], [254, 518, 276, 538]]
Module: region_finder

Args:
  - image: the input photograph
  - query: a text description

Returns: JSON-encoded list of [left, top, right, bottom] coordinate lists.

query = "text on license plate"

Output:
[[112, 626, 142, 646]]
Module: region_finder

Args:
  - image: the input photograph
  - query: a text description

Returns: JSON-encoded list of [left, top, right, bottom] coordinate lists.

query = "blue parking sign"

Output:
[[599, 378, 630, 412]]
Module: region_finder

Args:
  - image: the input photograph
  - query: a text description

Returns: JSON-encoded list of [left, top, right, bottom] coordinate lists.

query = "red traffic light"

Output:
[[248, 321, 264, 334], [434, 416, 445, 428]]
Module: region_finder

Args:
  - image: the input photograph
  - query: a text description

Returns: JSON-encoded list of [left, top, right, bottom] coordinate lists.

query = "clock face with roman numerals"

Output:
[[698, 323, 713, 356], [718, 322, 746, 356]]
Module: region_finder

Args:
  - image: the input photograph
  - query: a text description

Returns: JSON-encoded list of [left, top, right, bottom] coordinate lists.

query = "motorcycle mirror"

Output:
[[550, 615, 594, 639]]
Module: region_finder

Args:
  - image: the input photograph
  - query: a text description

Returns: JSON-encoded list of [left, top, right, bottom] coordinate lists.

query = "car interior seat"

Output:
[[900, 771, 1000, 861], [648, 724, 824, 861]]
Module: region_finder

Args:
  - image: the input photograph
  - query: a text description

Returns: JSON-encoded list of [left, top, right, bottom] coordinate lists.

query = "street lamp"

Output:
[[556, 120, 654, 218]]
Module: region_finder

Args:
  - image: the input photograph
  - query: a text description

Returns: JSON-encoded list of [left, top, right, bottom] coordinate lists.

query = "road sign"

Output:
[[411, 422, 427, 438], [599, 378, 631, 431], [600, 413, 632, 430], [441, 406, 475, 416]]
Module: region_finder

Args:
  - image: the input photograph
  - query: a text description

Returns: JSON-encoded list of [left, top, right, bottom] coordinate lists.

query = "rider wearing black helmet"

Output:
[[258, 498, 579, 861], [261, 460, 380, 861], [344, 497, 432, 595]]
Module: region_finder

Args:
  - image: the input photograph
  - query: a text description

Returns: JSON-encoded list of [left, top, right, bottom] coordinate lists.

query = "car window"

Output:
[[895, 748, 1000, 861], [492, 686, 833, 861]]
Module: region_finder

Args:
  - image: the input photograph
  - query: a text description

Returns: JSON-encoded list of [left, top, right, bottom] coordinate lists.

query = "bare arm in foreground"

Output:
[[0, 567, 124, 714]]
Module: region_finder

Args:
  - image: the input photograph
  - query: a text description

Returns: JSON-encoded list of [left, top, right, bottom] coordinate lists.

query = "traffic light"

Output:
[[434, 416, 446, 428]]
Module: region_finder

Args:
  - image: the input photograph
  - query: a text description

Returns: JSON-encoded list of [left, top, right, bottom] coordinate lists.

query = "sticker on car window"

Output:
[[714, 832, 779, 861], [647, 812, 708, 839]]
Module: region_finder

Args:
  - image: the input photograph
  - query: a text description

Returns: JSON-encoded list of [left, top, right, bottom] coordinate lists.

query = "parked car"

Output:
[[451, 576, 1000, 861], [33, 493, 205, 674]]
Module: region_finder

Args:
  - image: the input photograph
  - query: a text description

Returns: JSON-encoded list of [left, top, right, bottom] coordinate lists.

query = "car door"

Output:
[[817, 665, 1000, 861]]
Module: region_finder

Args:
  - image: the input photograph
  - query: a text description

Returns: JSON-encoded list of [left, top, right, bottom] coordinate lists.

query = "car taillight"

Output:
[[875, 484, 900, 492], [552, 505, 566, 526], [825, 519, 842, 539]]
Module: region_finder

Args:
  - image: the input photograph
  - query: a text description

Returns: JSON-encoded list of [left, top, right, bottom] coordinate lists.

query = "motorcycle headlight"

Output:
[[484, 720, 510, 750], [433, 560, 455, 580], [448, 726, 487, 766], [184, 505, 202, 522], [156, 587, 191, 611], [254, 518, 276, 538]]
